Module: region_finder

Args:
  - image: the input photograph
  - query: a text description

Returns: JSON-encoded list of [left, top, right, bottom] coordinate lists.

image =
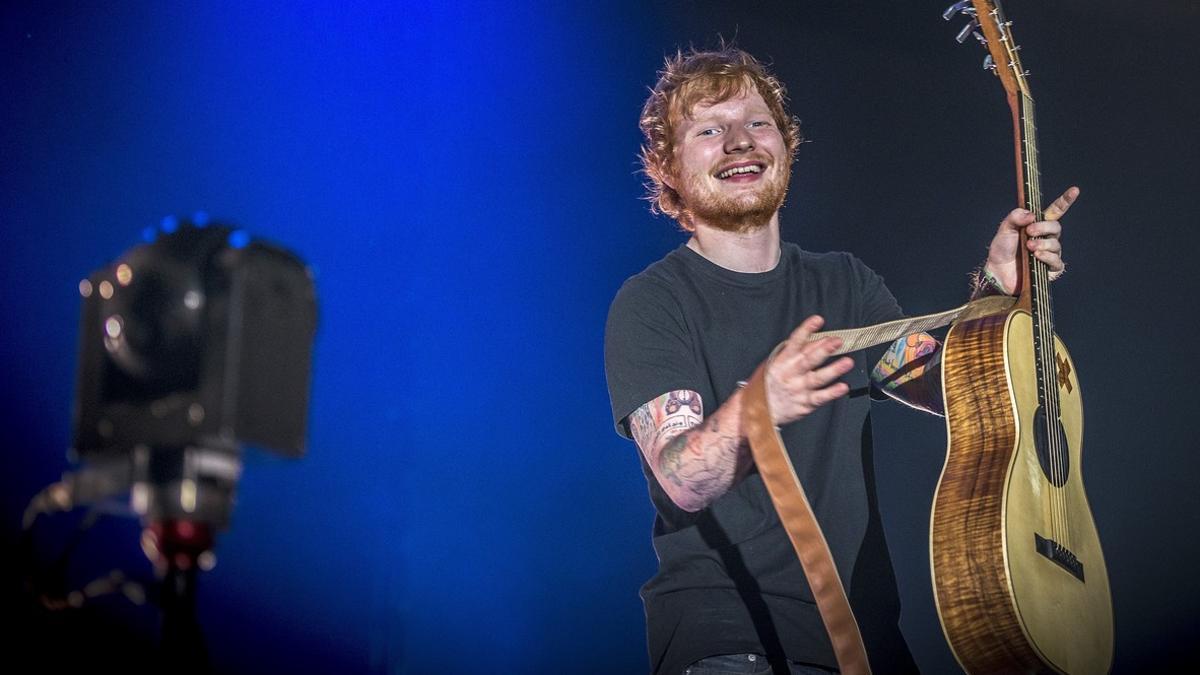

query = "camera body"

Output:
[[72, 222, 318, 466]]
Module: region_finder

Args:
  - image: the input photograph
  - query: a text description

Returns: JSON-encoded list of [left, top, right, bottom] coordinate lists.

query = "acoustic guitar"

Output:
[[930, 2, 1114, 673]]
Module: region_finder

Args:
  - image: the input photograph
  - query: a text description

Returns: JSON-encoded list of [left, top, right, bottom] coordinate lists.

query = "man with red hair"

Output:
[[604, 46, 1074, 674]]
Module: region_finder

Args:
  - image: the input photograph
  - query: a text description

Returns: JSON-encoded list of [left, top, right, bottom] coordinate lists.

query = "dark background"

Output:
[[2, 1, 1196, 673]]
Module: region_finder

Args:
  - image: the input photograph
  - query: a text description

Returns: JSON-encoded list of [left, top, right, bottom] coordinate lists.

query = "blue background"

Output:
[[2, 2, 1196, 673]]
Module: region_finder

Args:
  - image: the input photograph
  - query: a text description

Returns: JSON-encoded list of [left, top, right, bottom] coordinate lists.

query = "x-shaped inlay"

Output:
[[1056, 353, 1073, 393]]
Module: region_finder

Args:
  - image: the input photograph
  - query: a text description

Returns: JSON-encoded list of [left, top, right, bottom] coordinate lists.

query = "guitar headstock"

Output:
[[944, 0, 1030, 98]]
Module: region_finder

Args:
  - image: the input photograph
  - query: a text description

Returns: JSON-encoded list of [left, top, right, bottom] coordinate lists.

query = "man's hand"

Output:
[[766, 315, 855, 427], [984, 186, 1078, 294]]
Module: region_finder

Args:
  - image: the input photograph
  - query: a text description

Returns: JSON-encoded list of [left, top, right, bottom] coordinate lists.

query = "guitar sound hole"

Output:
[[1033, 405, 1069, 487]]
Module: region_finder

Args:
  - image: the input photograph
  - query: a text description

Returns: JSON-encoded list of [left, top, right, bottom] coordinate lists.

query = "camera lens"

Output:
[[101, 246, 205, 389]]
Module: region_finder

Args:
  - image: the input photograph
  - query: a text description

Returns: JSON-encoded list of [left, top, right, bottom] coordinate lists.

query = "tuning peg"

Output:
[[942, 0, 975, 21], [955, 18, 980, 43], [983, 54, 995, 70]]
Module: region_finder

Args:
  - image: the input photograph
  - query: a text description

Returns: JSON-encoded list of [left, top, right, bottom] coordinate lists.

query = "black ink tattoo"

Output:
[[652, 415, 697, 447], [657, 414, 745, 507], [659, 434, 689, 487]]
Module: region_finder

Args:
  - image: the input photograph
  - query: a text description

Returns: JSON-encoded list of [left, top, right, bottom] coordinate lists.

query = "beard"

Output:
[[679, 161, 791, 233]]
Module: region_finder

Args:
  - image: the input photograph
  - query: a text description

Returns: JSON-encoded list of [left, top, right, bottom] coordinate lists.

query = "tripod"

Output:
[[147, 518, 214, 674], [20, 444, 237, 672], [133, 443, 241, 673]]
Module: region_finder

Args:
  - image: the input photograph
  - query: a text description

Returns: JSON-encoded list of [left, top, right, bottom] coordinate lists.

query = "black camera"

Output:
[[69, 219, 317, 525]]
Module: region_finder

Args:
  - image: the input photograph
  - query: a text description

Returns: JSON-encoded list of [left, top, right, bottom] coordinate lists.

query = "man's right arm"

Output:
[[628, 315, 855, 512], [628, 388, 751, 513]]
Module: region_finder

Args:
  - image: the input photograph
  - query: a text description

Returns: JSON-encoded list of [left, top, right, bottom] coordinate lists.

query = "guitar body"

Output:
[[932, 309, 1113, 673]]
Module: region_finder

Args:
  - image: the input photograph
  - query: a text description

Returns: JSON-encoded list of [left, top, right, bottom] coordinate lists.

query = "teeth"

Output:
[[717, 165, 762, 179]]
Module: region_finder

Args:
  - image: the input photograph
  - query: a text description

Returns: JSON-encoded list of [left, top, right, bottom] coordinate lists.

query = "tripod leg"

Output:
[[147, 520, 213, 674]]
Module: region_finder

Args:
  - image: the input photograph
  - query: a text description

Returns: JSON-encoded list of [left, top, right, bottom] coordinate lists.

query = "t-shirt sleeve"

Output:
[[604, 277, 701, 439], [849, 253, 904, 326], [846, 254, 906, 380]]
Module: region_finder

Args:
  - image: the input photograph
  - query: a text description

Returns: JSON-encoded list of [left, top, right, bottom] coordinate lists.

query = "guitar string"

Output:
[[1022, 96, 1060, 547], [1024, 94, 1071, 550], [1035, 99, 1071, 550], [1023, 94, 1065, 547], [1021, 96, 1050, 541], [1001, 0, 1066, 557]]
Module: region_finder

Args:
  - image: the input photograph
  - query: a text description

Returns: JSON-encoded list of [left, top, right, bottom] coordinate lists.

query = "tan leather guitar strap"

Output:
[[739, 295, 1013, 675], [812, 295, 1014, 357]]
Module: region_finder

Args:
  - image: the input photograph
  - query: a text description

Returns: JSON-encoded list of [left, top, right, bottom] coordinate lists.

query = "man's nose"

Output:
[[725, 126, 754, 153]]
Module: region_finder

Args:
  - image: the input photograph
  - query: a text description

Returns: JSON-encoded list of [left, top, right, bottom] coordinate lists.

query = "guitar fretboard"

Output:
[[1019, 91, 1073, 546]]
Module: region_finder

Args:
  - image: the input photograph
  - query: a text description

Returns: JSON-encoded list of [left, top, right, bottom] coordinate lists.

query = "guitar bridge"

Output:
[[1035, 533, 1084, 581]]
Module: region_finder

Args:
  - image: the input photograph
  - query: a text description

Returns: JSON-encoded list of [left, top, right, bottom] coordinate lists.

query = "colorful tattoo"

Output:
[[872, 333, 939, 390], [665, 390, 702, 415], [871, 332, 944, 414], [628, 389, 750, 511]]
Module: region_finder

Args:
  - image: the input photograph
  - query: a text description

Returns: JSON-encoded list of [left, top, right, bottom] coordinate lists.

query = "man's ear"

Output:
[[658, 163, 677, 191]]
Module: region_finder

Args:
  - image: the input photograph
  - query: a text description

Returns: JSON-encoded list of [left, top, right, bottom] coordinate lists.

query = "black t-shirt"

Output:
[[604, 243, 919, 674]]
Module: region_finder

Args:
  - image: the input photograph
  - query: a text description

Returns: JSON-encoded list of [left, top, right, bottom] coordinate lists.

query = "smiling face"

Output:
[[669, 85, 791, 233]]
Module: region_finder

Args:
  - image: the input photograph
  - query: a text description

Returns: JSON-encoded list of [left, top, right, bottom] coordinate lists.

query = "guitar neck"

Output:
[[1011, 90, 1060, 413], [1012, 91, 1049, 304], [977, 0, 1049, 310]]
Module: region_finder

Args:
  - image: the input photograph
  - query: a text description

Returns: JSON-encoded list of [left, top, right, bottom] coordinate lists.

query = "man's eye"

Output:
[[749, 120, 771, 128], [698, 128, 721, 137]]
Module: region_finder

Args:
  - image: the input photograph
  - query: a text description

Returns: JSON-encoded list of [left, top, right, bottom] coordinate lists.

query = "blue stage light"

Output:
[[228, 229, 251, 249]]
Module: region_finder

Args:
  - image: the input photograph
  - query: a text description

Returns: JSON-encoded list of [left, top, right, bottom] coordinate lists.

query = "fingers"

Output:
[[1027, 190, 1071, 273], [983, 187, 1075, 287], [807, 356, 855, 390], [1033, 249, 1064, 272], [1037, 188, 1078, 275], [790, 355, 853, 413], [1027, 236, 1064, 274], [999, 207, 1037, 233], [806, 379, 851, 408], [1026, 235, 1062, 254], [784, 314, 824, 345], [1025, 219, 1062, 239], [766, 352, 853, 423], [766, 316, 857, 425], [1000, 185, 1079, 233], [1043, 186, 1080, 221], [780, 315, 843, 363]]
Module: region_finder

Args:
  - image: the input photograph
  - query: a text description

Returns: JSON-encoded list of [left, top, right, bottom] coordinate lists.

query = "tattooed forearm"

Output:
[[665, 421, 745, 506], [658, 433, 689, 487], [629, 388, 753, 512], [655, 415, 700, 486], [871, 332, 945, 415]]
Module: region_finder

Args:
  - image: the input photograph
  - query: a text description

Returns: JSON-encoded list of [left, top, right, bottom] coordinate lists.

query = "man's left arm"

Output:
[[872, 332, 944, 414], [869, 186, 1078, 415]]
